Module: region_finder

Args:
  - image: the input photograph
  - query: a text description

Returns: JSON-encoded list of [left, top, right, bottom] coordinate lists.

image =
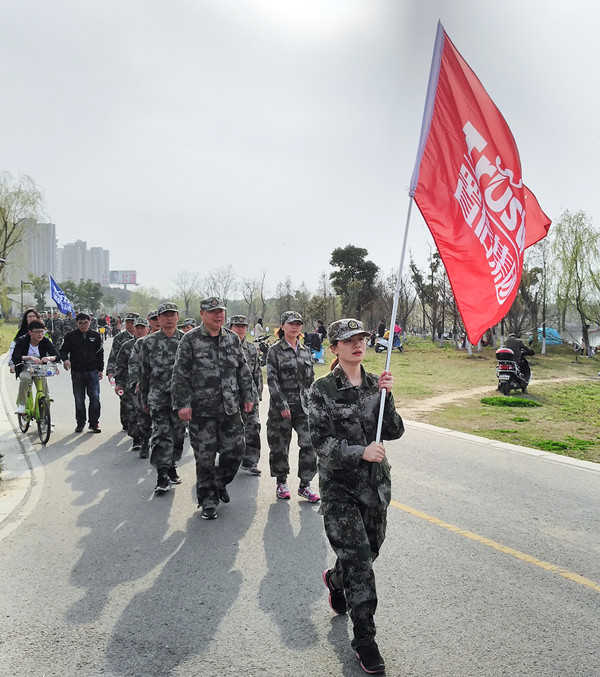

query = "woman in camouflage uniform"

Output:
[[266, 310, 319, 502], [308, 318, 404, 675]]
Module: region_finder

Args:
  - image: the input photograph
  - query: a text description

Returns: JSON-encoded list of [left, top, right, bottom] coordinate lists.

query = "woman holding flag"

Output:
[[308, 318, 403, 674]]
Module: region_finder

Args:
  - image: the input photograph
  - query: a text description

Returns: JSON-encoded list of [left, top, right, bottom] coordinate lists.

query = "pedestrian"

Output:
[[114, 317, 150, 452], [308, 318, 404, 674], [8, 307, 42, 373], [254, 317, 264, 338], [139, 302, 186, 494], [229, 314, 263, 475], [106, 311, 138, 431], [316, 320, 327, 341], [59, 312, 105, 433], [147, 309, 160, 334], [178, 318, 197, 333], [11, 320, 59, 414], [172, 297, 254, 520], [266, 310, 319, 502], [377, 319, 386, 338]]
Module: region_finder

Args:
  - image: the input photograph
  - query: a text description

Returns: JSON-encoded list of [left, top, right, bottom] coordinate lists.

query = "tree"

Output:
[[59, 279, 103, 314], [28, 273, 49, 312], [202, 265, 238, 306], [552, 210, 600, 357], [127, 286, 162, 317], [172, 270, 201, 317], [329, 245, 378, 319]]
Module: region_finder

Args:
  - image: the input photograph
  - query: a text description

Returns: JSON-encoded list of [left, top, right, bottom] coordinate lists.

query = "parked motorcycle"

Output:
[[495, 347, 533, 395], [375, 333, 403, 353]]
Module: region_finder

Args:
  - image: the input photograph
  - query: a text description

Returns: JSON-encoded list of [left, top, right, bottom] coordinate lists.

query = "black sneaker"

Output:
[[167, 466, 182, 485], [242, 464, 261, 476], [154, 473, 170, 494], [201, 506, 218, 520], [89, 424, 101, 433], [75, 425, 84, 433], [218, 487, 230, 503], [355, 642, 385, 674], [323, 569, 347, 614], [132, 438, 142, 450], [139, 444, 149, 459]]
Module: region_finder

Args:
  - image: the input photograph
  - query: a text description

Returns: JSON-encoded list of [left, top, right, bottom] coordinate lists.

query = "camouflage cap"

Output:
[[327, 318, 370, 343], [200, 297, 227, 311], [147, 310, 159, 320], [157, 301, 179, 315], [280, 310, 303, 325], [124, 312, 139, 321], [179, 318, 197, 328], [134, 317, 150, 327], [229, 315, 249, 326]]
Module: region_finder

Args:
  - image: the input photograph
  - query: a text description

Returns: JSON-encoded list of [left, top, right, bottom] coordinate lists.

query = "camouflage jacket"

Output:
[[106, 330, 134, 375], [266, 337, 314, 414], [308, 364, 404, 481], [114, 337, 136, 392], [139, 329, 184, 410], [242, 339, 263, 404], [127, 337, 144, 390], [171, 324, 254, 417]]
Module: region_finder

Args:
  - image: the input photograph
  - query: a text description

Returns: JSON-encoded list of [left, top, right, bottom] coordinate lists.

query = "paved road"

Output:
[[1, 346, 600, 676]]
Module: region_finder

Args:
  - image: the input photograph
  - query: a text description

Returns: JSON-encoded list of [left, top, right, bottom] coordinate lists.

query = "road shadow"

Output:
[[101, 472, 259, 675]]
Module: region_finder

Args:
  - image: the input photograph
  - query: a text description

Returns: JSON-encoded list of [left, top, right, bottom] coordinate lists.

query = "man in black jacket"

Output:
[[11, 320, 59, 414], [60, 312, 105, 433]]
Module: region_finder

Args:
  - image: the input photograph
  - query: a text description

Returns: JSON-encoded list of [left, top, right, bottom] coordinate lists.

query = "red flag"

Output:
[[410, 23, 551, 344]]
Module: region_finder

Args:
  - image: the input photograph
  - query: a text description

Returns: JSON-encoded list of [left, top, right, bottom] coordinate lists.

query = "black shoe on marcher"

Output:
[[323, 569, 347, 614], [132, 438, 142, 450], [355, 642, 385, 674], [201, 506, 218, 520], [154, 473, 170, 495], [89, 423, 101, 433], [75, 425, 84, 433], [167, 466, 182, 485], [218, 487, 230, 503], [139, 444, 149, 459]]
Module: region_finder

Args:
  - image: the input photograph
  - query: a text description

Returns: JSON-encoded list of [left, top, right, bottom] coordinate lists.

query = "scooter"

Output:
[[375, 333, 403, 353], [495, 348, 532, 395]]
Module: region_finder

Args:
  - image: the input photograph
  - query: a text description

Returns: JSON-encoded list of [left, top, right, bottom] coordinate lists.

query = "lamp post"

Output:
[[21, 280, 33, 314]]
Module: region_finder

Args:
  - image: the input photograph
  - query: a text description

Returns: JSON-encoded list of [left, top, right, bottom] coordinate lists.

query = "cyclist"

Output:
[[11, 320, 59, 415]]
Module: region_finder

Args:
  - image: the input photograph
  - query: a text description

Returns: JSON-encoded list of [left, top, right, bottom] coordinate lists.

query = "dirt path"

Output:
[[399, 375, 591, 419]]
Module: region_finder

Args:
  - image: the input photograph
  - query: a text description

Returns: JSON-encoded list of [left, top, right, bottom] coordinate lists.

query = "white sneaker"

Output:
[[15, 405, 26, 414]]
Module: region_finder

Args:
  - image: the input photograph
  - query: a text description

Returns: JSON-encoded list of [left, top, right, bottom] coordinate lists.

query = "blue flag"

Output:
[[50, 276, 74, 315]]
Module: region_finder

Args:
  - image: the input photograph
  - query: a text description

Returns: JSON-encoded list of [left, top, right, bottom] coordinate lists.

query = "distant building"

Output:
[[4, 220, 56, 290]]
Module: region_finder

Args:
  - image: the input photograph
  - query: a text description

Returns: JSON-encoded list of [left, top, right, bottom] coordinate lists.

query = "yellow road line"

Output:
[[390, 500, 600, 594]]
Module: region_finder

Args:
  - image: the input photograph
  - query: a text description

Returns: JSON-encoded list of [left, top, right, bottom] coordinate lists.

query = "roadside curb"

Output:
[[0, 353, 45, 543], [405, 418, 600, 475]]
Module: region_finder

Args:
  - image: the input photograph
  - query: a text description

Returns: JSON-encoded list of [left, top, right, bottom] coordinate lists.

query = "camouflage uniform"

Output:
[[240, 338, 263, 468], [266, 336, 316, 484], [107, 326, 135, 428], [50, 317, 64, 351], [139, 328, 186, 473], [171, 323, 254, 509], [114, 337, 139, 443], [308, 361, 404, 650], [128, 337, 152, 451]]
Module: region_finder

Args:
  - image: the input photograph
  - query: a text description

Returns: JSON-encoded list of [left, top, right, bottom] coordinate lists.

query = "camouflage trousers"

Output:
[[189, 413, 245, 509], [128, 390, 151, 444], [120, 390, 135, 429], [266, 409, 316, 484], [241, 406, 261, 468], [149, 407, 186, 471], [320, 469, 391, 649]]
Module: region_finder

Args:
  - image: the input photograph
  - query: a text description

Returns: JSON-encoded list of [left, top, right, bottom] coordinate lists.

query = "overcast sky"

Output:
[[2, 0, 599, 298]]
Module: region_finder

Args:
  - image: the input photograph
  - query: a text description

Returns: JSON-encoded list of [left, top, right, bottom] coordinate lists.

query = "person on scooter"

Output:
[[505, 333, 535, 381]]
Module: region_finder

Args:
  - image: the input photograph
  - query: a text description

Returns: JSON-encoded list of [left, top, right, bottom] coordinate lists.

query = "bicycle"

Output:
[[16, 362, 59, 444]]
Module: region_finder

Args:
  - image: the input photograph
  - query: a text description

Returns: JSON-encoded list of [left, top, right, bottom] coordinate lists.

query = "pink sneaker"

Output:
[[298, 484, 320, 502], [276, 482, 291, 500]]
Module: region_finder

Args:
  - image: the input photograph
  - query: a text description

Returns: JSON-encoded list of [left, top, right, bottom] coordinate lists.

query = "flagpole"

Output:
[[370, 194, 414, 485]]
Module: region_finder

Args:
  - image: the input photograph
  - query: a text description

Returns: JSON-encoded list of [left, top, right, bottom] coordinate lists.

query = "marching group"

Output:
[[8, 299, 404, 674]]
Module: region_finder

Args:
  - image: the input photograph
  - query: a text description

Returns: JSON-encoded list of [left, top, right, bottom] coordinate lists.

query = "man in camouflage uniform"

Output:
[[106, 311, 138, 430], [308, 318, 404, 674], [50, 312, 64, 351], [172, 297, 254, 520], [178, 318, 197, 333], [229, 314, 263, 475], [114, 317, 150, 453], [63, 312, 77, 334], [147, 309, 160, 334], [139, 302, 186, 493]]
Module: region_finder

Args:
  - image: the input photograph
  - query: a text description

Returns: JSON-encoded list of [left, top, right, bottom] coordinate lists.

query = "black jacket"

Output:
[[59, 329, 104, 373], [11, 335, 59, 378]]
